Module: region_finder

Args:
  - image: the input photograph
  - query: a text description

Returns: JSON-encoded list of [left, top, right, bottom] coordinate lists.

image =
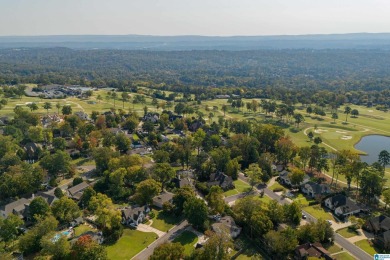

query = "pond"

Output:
[[354, 135, 390, 164]]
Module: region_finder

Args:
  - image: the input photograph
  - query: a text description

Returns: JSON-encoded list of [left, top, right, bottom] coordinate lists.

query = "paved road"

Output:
[[132, 220, 189, 260], [236, 174, 373, 260]]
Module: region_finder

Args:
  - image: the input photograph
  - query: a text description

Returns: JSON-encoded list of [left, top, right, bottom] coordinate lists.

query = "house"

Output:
[[215, 95, 230, 99], [188, 120, 204, 132], [294, 242, 333, 260], [301, 182, 331, 198], [152, 192, 174, 208], [127, 147, 153, 156], [24, 142, 43, 160], [364, 215, 390, 234], [74, 111, 90, 121], [168, 114, 183, 122], [67, 181, 90, 201], [121, 206, 150, 226], [143, 113, 159, 123], [0, 198, 31, 219], [36, 190, 58, 206], [211, 216, 242, 239], [374, 230, 390, 251], [172, 176, 194, 189], [279, 170, 310, 187], [69, 216, 85, 227], [324, 194, 361, 218], [0, 116, 10, 126], [207, 172, 235, 191]]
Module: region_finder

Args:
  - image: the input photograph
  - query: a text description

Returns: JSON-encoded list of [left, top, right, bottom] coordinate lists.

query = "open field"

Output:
[[106, 229, 157, 259], [334, 252, 356, 260]]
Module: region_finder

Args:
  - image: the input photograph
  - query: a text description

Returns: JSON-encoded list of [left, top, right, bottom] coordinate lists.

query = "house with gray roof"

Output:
[[324, 194, 361, 218], [0, 198, 31, 219], [121, 205, 150, 226], [301, 181, 331, 199], [207, 172, 234, 191], [152, 192, 174, 208], [67, 181, 90, 201], [211, 216, 242, 239], [364, 215, 390, 234]]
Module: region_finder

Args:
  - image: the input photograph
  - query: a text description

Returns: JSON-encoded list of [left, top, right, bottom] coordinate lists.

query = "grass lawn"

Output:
[[73, 225, 96, 236], [259, 195, 273, 204], [150, 209, 181, 232], [173, 231, 198, 256], [333, 252, 356, 260], [293, 193, 315, 207], [106, 229, 157, 260], [303, 205, 334, 221], [72, 157, 96, 167], [354, 239, 380, 256], [223, 179, 252, 196], [337, 227, 359, 238], [268, 182, 286, 192], [324, 243, 342, 254]]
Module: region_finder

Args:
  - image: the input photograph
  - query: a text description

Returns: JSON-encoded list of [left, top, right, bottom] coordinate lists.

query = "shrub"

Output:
[[149, 211, 155, 219], [308, 201, 320, 206], [273, 187, 284, 192]]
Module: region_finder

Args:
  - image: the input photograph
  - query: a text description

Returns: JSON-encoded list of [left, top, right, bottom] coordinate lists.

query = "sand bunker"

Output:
[[368, 110, 373, 112], [336, 130, 347, 134], [341, 135, 352, 140], [314, 129, 328, 134], [361, 129, 369, 133]]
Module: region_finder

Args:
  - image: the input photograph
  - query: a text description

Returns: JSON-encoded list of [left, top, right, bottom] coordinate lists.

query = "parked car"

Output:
[[302, 213, 307, 219], [327, 220, 332, 225]]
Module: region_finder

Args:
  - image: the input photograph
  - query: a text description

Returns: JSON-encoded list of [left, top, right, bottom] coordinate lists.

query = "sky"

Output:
[[1, 0, 390, 36]]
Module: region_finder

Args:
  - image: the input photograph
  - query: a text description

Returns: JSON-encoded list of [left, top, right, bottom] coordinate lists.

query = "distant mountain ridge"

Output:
[[0, 33, 390, 50]]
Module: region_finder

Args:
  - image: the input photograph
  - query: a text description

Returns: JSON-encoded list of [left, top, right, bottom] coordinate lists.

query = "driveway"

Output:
[[132, 220, 189, 260], [137, 223, 166, 238]]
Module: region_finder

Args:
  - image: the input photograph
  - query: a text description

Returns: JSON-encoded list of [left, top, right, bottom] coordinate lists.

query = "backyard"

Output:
[[73, 224, 97, 236], [106, 229, 157, 259]]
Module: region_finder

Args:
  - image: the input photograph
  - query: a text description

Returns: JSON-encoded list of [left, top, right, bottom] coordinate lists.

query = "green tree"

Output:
[[40, 232, 71, 260], [193, 128, 206, 155], [264, 228, 298, 258], [184, 197, 209, 231], [191, 231, 232, 260], [344, 106, 351, 122], [56, 102, 61, 114], [54, 187, 64, 198], [51, 196, 81, 223], [172, 186, 196, 215], [29, 197, 51, 221], [331, 113, 338, 123], [71, 235, 108, 260], [115, 133, 130, 153], [285, 202, 301, 225], [290, 167, 305, 187], [206, 186, 225, 214], [62, 105, 72, 115], [351, 109, 359, 117], [43, 102, 52, 114], [293, 113, 304, 128], [245, 163, 263, 189], [53, 137, 66, 151], [152, 163, 175, 191], [39, 150, 72, 179], [18, 215, 58, 255], [360, 167, 383, 203], [27, 102, 39, 112], [225, 158, 240, 180], [150, 243, 184, 260], [0, 213, 23, 249], [134, 179, 161, 205]]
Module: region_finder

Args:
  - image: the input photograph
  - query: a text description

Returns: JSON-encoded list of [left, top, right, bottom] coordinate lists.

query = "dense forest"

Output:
[[1, 48, 390, 107]]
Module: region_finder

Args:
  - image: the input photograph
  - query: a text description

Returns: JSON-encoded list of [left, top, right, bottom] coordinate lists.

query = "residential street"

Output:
[[235, 174, 373, 260], [132, 220, 189, 260]]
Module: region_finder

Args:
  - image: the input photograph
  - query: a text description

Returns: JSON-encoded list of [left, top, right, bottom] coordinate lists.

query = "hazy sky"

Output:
[[1, 0, 389, 36]]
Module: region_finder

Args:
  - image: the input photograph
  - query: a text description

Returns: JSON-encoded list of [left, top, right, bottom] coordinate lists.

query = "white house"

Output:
[[121, 206, 150, 226], [324, 194, 361, 218], [301, 182, 331, 198]]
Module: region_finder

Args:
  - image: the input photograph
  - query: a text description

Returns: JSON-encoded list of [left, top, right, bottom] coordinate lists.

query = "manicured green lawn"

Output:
[[268, 182, 286, 192], [333, 252, 356, 260], [354, 239, 380, 256], [72, 157, 96, 166], [173, 231, 198, 256], [73, 224, 96, 236], [293, 193, 315, 207], [324, 243, 342, 254], [223, 179, 251, 196], [337, 227, 359, 238], [303, 205, 334, 221], [150, 209, 181, 232], [106, 229, 157, 260]]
